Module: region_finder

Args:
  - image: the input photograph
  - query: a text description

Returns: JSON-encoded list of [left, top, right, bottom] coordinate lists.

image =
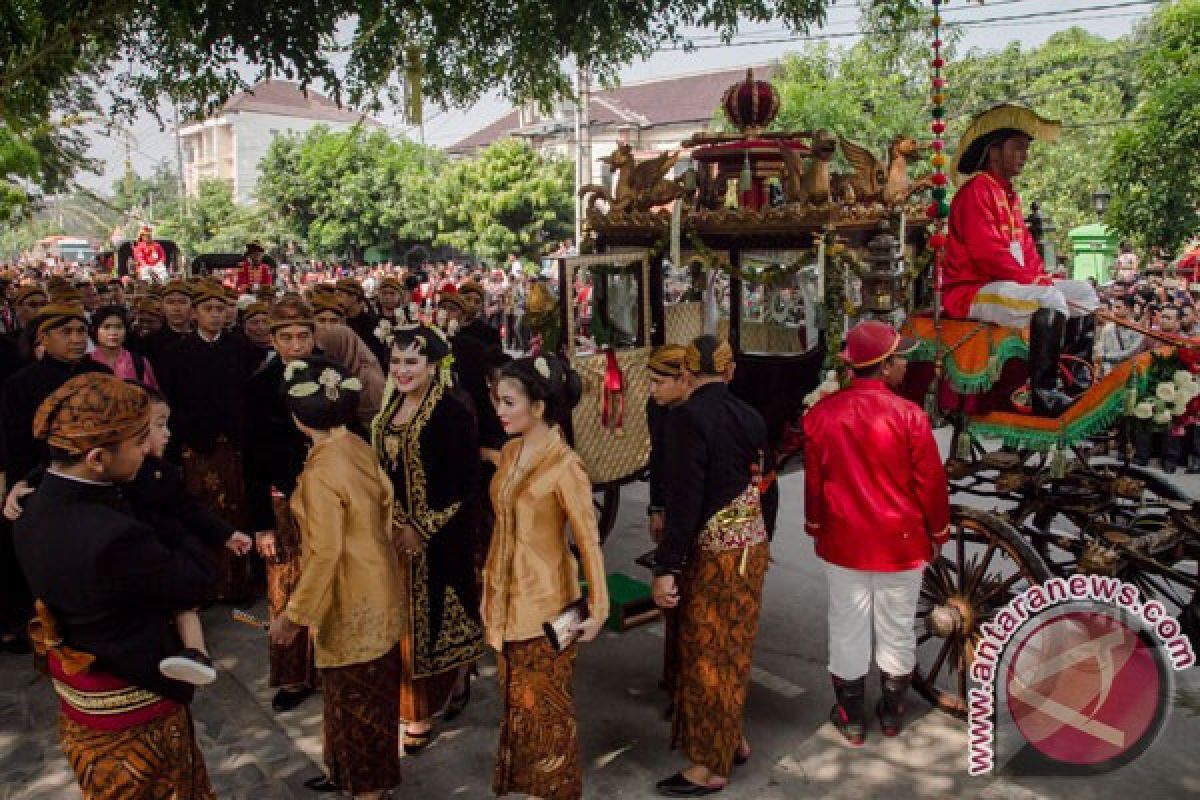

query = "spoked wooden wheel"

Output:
[[1015, 463, 1199, 648], [914, 506, 1051, 718], [594, 486, 621, 545]]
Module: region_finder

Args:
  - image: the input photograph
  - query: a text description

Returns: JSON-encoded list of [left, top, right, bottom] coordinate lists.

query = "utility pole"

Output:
[[173, 100, 188, 218], [573, 65, 591, 249]]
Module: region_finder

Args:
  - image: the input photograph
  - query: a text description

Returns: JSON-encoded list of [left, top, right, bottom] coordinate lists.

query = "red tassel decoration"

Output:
[[601, 347, 626, 434]]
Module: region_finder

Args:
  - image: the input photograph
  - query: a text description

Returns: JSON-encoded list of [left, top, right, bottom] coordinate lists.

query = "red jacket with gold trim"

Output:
[[942, 171, 1046, 319], [803, 378, 950, 571]]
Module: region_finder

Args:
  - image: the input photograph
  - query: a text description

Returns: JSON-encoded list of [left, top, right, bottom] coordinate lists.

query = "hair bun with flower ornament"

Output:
[[283, 357, 361, 431]]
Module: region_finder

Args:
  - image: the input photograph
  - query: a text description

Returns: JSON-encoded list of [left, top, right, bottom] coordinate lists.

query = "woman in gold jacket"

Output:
[[269, 357, 403, 800], [483, 355, 609, 800]]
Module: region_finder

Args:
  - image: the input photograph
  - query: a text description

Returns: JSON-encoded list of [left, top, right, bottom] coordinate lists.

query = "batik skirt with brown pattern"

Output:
[[493, 637, 582, 800], [321, 643, 403, 795]]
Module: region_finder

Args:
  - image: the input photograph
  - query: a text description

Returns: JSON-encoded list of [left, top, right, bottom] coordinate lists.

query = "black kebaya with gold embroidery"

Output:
[[373, 379, 485, 679]]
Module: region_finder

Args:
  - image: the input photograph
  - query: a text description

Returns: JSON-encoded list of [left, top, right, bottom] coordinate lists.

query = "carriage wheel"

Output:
[[913, 506, 1051, 718], [1015, 463, 1199, 648], [594, 487, 621, 545]]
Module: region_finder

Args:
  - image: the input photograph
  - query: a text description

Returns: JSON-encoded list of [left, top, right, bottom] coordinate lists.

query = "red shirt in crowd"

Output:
[[942, 170, 1046, 319], [132, 239, 166, 274], [803, 378, 951, 572], [234, 260, 273, 292]]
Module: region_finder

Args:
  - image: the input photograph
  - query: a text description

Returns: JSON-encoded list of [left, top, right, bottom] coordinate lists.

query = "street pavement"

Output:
[[2, 458, 1198, 799]]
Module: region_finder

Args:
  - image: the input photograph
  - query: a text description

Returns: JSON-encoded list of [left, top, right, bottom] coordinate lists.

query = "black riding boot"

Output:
[[830, 674, 867, 746], [876, 671, 912, 737], [1029, 308, 1074, 417], [1063, 315, 1096, 394]]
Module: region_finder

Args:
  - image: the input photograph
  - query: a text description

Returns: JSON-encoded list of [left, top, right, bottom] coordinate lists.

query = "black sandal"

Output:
[[302, 774, 341, 792], [403, 727, 433, 755]]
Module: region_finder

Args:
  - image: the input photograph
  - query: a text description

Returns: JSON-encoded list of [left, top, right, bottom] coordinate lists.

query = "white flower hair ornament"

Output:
[[375, 318, 395, 346], [534, 356, 552, 380], [283, 360, 309, 382]]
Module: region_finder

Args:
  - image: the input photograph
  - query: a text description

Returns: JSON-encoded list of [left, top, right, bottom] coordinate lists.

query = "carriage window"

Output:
[[573, 264, 642, 350], [734, 262, 819, 355]]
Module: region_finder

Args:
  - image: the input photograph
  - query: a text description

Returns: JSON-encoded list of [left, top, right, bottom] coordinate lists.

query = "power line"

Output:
[[654, 1, 1157, 51], [680, 0, 1051, 42]]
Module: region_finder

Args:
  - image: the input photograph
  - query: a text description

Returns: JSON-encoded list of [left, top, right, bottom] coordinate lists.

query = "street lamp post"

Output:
[[1092, 187, 1112, 218]]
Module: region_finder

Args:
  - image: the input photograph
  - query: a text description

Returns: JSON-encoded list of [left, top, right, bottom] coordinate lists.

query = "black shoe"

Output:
[[442, 680, 471, 722], [403, 727, 433, 755], [272, 686, 314, 713], [302, 774, 341, 792], [830, 674, 867, 746], [1164, 462, 1178, 474], [733, 747, 750, 767], [655, 772, 725, 797], [160, 648, 217, 685]]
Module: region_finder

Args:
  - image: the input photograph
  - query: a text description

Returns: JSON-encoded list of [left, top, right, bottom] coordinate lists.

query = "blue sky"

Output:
[[82, 0, 1156, 191]]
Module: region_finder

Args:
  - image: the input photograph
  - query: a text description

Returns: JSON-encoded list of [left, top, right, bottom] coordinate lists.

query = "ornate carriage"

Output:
[[549, 64, 1200, 723], [550, 69, 936, 539]]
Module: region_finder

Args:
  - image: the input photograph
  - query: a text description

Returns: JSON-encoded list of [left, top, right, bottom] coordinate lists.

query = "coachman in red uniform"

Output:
[[943, 104, 1100, 415], [131, 226, 166, 281], [234, 241, 274, 293], [803, 321, 950, 745]]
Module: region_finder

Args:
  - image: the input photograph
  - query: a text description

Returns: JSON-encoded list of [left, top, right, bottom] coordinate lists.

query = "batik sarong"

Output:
[[321, 643, 402, 795], [181, 436, 250, 601], [59, 706, 214, 800], [267, 494, 317, 689], [672, 483, 770, 778], [493, 637, 582, 800]]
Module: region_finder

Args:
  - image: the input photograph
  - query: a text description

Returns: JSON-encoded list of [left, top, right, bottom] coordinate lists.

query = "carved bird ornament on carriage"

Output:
[[580, 144, 687, 213], [778, 132, 934, 209]]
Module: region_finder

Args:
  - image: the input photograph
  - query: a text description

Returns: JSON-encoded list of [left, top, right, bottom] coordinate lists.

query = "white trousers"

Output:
[[968, 279, 1100, 327], [824, 561, 925, 681]]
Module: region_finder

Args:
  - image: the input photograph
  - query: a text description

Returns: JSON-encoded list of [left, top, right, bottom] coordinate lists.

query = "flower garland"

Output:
[[1125, 352, 1199, 429], [926, 0, 951, 287]]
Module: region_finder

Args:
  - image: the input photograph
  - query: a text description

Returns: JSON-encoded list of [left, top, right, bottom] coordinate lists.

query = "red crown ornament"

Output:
[[721, 68, 780, 135]]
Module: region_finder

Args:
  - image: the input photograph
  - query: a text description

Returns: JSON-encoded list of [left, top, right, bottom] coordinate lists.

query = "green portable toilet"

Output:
[[1067, 223, 1117, 282]]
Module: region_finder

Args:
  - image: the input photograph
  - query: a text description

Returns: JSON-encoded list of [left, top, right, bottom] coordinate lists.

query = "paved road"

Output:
[[2, 459, 1198, 799]]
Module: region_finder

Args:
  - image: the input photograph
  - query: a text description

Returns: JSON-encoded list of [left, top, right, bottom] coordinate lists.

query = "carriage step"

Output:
[[602, 572, 662, 632]]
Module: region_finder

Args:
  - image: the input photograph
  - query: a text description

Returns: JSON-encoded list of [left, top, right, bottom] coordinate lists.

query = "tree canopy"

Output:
[[1105, 0, 1200, 253], [432, 139, 574, 262], [257, 126, 444, 259]]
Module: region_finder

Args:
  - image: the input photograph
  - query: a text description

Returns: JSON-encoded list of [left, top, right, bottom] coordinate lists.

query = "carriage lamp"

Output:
[[1092, 187, 1112, 217], [862, 223, 904, 315], [1025, 202, 1057, 275]]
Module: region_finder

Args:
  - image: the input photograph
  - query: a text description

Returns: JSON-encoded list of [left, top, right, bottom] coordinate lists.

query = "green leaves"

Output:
[[432, 139, 573, 262], [256, 125, 444, 259], [1104, 0, 1200, 253]]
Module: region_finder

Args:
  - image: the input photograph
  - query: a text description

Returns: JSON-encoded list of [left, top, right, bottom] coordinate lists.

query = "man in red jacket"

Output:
[[943, 104, 1099, 415], [803, 320, 950, 745]]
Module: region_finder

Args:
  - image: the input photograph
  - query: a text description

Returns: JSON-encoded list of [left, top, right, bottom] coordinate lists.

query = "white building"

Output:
[[447, 64, 778, 186], [177, 80, 380, 204]]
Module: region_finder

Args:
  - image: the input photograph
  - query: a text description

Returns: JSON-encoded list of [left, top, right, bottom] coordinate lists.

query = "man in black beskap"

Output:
[[242, 299, 320, 712], [456, 279, 503, 350], [157, 282, 259, 602], [334, 277, 390, 369], [15, 373, 219, 799], [0, 303, 110, 653]]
